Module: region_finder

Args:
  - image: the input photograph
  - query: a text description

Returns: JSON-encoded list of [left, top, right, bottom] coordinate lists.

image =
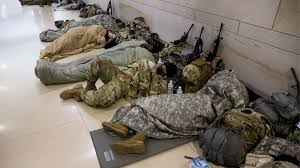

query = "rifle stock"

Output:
[[187, 26, 204, 63], [193, 26, 204, 55], [174, 24, 194, 45], [207, 23, 224, 62], [106, 0, 113, 16]]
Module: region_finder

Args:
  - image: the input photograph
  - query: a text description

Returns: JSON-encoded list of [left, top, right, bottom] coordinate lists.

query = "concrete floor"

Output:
[[0, 1, 200, 168]]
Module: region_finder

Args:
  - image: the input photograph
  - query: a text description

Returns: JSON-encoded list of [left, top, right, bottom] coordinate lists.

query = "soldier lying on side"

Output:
[[59, 58, 169, 107]]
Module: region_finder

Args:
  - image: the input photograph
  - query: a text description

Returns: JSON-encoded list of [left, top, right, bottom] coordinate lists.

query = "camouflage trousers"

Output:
[[80, 58, 168, 107], [80, 58, 130, 108]]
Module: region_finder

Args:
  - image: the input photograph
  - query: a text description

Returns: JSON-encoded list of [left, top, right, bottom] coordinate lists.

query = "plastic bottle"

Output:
[[177, 86, 183, 94], [189, 156, 209, 168], [297, 122, 300, 129], [168, 80, 174, 94]]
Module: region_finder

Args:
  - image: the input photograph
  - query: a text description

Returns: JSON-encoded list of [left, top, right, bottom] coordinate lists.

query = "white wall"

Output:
[[87, 0, 300, 97]]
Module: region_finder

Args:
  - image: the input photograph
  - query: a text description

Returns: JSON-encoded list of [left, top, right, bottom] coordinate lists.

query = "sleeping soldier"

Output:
[[59, 58, 168, 107]]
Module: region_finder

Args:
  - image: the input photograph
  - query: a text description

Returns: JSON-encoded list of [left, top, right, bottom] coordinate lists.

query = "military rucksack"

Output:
[[216, 108, 272, 151], [252, 92, 300, 138], [199, 127, 247, 167]]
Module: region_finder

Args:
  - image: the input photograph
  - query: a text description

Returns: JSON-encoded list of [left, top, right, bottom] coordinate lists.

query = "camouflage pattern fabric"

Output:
[[220, 108, 271, 151], [150, 75, 168, 95], [111, 70, 249, 139], [116, 17, 164, 53], [244, 153, 274, 168], [80, 58, 167, 107], [182, 58, 212, 93], [159, 42, 188, 69], [182, 56, 225, 93], [287, 128, 300, 145], [79, 4, 105, 18], [259, 161, 299, 168], [40, 14, 118, 42], [116, 17, 150, 44], [254, 136, 300, 164]]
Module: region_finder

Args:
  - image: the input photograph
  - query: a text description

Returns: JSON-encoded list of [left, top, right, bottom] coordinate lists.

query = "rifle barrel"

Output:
[[218, 23, 224, 37], [200, 26, 204, 36], [186, 24, 194, 34]]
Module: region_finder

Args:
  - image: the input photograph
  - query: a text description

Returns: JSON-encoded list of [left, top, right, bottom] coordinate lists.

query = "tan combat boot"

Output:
[[112, 132, 146, 154], [60, 84, 84, 101], [102, 122, 129, 138]]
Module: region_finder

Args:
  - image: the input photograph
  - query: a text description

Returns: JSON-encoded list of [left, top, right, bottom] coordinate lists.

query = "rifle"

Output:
[[206, 23, 224, 62], [187, 26, 204, 63], [174, 24, 194, 45], [106, 0, 113, 16], [291, 68, 300, 102]]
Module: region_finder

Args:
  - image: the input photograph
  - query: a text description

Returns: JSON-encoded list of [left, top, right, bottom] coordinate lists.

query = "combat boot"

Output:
[[60, 84, 84, 101], [112, 133, 146, 154], [85, 81, 97, 91], [102, 122, 128, 138]]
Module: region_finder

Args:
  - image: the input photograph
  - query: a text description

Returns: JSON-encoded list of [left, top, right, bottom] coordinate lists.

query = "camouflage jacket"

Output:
[[119, 59, 168, 100], [116, 18, 151, 45]]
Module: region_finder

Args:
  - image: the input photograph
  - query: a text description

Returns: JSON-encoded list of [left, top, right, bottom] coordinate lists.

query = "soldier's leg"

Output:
[[85, 57, 119, 91], [80, 79, 124, 108]]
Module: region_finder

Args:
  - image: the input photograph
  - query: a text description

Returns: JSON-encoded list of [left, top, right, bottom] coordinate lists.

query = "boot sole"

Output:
[[102, 123, 128, 138], [112, 143, 145, 154]]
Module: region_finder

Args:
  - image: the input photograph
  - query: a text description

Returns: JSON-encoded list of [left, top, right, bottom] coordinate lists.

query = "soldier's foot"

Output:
[[85, 82, 97, 91], [111, 133, 146, 154], [60, 84, 84, 100], [102, 122, 129, 138]]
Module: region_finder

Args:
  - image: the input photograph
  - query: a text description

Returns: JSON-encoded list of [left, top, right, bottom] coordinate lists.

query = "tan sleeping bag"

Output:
[[40, 25, 106, 61]]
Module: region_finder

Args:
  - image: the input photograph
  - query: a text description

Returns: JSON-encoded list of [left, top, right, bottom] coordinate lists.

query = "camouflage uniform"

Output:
[[254, 136, 300, 164], [116, 17, 164, 52], [111, 70, 249, 139], [40, 14, 118, 42], [182, 58, 212, 93], [80, 58, 167, 107], [79, 4, 105, 18], [182, 55, 225, 93]]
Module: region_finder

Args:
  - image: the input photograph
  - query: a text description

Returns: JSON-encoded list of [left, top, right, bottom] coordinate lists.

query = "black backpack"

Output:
[[199, 127, 247, 167]]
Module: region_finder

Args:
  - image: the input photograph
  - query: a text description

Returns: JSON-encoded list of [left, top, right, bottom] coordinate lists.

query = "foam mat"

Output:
[[90, 129, 195, 168]]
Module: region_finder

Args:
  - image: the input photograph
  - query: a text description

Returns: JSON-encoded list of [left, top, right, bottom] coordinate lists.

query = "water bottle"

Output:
[[168, 80, 174, 94], [157, 58, 163, 65], [177, 86, 183, 94], [189, 156, 209, 168]]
